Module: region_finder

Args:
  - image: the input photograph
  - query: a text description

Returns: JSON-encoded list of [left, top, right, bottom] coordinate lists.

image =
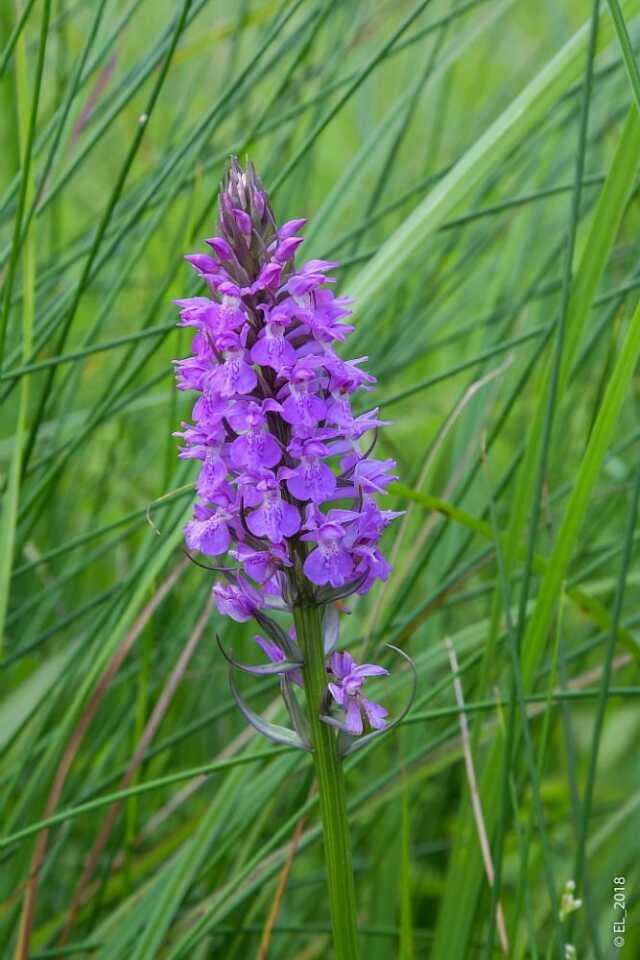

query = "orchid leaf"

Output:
[[254, 609, 293, 652], [184, 551, 235, 575], [228, 670, 309, 751], [217, 635, 303, 678], [280, 675, 311, 747], [322, 603, 340, 655], [317, 573, 367, 603]]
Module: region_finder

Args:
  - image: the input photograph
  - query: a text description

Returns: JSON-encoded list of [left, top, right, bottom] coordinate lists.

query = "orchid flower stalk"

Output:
[[173, 158, 414, 959]]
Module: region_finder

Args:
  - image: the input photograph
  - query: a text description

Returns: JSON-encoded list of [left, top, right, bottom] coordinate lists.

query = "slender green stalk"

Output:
[[0, 0, 50, 368], [571, 458, 640, 949], [607, 0, 640, 106], [293, 603, 361, 960], [0, 0, 50, 655]]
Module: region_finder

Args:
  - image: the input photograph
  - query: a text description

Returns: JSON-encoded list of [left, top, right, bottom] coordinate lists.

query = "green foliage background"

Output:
[[1, 0, 640, 957]]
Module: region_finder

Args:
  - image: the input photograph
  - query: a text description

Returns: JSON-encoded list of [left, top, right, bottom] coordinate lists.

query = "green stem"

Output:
[[293, 603, 361, 960]]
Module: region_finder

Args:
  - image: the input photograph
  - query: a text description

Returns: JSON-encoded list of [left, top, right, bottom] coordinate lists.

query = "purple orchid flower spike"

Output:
[[175, 157, 398, 612], [173, 157, 406, 760]]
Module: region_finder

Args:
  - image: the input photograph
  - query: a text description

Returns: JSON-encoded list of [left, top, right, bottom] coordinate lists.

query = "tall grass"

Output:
[[1, 1, 639, 957]]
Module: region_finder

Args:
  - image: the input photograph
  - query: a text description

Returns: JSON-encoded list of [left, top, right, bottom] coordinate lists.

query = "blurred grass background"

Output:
[[1, 0, 640, 957]]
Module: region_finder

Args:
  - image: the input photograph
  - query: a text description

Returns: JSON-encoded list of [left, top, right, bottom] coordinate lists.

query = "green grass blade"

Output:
[[347, 0, 640, 318], [0, 0, 51, 654]]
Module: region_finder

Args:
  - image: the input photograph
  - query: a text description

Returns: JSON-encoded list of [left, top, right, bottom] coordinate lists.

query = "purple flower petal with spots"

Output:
[[230, 431, 282, 471], [248, 497, 300, 543], [204, 337, 256, 398], [213, 577, 262, 621], [283, 460, 336, 503], [303, 542, 353, 588], [250, 324, 297, 371]]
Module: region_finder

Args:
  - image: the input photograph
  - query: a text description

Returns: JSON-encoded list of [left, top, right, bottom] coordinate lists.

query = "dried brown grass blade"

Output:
[[256, 809, 307, 960], [13, 558, 188, 960], [446, 637, 509, 954], [59, 594, 212, 941]]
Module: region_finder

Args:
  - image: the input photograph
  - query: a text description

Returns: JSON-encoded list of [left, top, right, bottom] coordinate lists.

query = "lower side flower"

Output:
[[326, 651, 389, 735]]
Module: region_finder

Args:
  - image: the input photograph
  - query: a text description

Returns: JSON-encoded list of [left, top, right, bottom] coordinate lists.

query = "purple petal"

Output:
[[345, 698, 363, 735], [247, 499, 301, 543], [278, 218, 307, 239], [235, 361, 258, 394], [256, 262, 282, 290], [233, 208, 252, 236], [352, 664, 389, 678], [303, 545, 353, 588], [330, 651, 354, 679], [213, 357, 257, 397], [185, 253, 218, 273], [254, 634, 285, 664], [196, 459, 228, 499], [251, 333, 297, 371], [361, 697, 388, 730], [206, 237, 234, 260], [280, 501, 302, 537], [185, 517, 230, 556], [281, 393, 326, 427], [230, 433, 282, 470], [286, 462, 336, 503], [275, 236, 304, 261], [213, 580, 260, 622], [303, 547, 330, 585]]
